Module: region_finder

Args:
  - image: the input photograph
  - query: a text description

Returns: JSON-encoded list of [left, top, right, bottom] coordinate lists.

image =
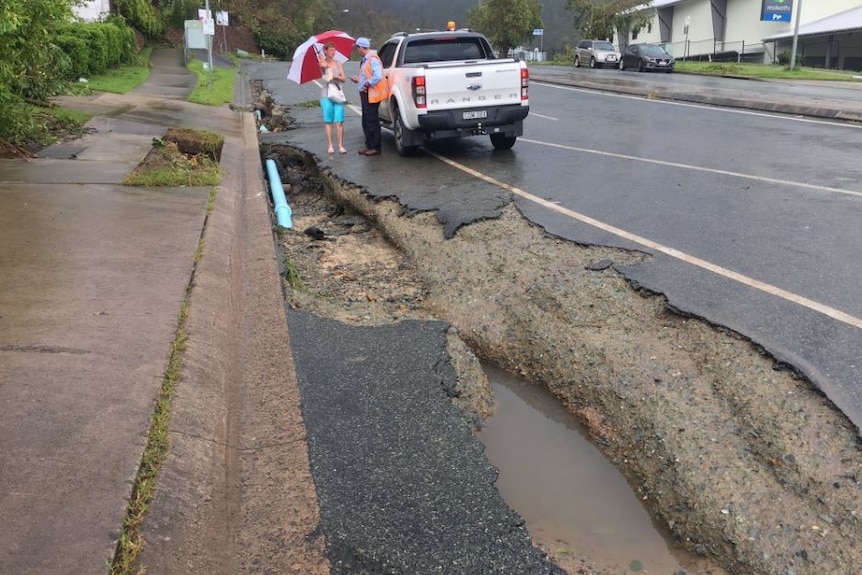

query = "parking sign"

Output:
[[761, 0, 792, 22]]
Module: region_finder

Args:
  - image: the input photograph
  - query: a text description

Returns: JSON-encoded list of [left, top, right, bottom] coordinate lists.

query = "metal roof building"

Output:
[[616, 0, 862, 70]]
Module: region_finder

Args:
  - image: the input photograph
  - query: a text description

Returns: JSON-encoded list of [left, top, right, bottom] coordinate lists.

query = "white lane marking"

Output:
[[532, 81, 862, 129], [529, 111, 558, 121], [520, 138, 862, 199], [424, 148, 862, 330]]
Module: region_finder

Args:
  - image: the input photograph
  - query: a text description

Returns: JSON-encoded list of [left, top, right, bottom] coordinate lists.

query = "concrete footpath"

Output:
[[0, 48, 285, 574], [2, 48, 862, 574]]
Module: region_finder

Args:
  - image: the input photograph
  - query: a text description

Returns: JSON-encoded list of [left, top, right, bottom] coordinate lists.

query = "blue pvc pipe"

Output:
[[265, 158, 292, 229]]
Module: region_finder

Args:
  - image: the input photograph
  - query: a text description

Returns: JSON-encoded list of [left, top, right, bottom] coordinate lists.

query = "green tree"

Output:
[[467, 0, 542, 57], [0, 0, 74, 142], [211, 0, 338, 59], [567, 0, 651, 43], [111, 0, 165, 37]]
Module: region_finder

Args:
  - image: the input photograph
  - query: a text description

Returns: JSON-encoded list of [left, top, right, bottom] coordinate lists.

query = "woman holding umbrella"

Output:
[[318, 42, 348, 154]]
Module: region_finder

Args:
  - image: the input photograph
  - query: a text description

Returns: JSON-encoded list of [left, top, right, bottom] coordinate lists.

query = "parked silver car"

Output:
[[574, 39, 621, 69]]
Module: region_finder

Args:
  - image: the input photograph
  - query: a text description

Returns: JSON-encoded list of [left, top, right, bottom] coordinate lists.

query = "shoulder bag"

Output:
[[327, 80, 347, 104]]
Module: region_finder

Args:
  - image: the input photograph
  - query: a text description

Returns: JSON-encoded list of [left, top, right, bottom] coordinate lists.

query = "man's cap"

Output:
[[355, 37, 371, 49]]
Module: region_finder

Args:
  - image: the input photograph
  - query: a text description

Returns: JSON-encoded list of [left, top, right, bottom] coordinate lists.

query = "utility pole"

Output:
[[789, 0, 803, 70], [205, 0, 214, 88]]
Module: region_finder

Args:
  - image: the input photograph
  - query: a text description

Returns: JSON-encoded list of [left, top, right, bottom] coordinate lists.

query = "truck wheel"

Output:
[[490, 133, 516, 150], [574, 55, 580, 67], [393, 112, 418, 157]]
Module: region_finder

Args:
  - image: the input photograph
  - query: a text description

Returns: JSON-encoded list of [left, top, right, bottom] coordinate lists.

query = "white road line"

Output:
[[532, 81, 862, 129], [520, 138, 862, 199], [425, 148, 862, 330], [528, 111, 558, 121]]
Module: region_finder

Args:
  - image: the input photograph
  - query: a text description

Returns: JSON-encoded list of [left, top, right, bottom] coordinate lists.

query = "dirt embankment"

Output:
[[267, 143, 862, 575]]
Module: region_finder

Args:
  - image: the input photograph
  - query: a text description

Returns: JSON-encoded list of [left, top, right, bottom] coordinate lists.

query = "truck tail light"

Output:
[[520, 68, 529, 101], [413, 76, 427, 109]]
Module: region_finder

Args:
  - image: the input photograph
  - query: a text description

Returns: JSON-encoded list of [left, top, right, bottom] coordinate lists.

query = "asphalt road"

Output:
[[254, 61, 862, 434], [287, 312, 566, 574]]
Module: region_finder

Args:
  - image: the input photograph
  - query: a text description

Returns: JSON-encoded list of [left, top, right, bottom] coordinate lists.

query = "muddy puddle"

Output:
[[477, 362, 728, 575]]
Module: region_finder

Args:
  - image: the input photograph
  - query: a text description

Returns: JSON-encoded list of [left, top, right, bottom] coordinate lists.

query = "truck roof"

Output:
[[388, 30, 483, 41]]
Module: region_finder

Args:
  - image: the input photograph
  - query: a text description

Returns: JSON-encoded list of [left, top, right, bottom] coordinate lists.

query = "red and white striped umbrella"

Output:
[[286, 30, 355, 85]]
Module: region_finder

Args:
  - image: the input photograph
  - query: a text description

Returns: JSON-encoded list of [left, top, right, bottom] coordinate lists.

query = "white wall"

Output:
[[621, 0, 862, 63], [74, 0, 111, 22], [727, 0, 769, 42], [795, 0, 861, 26], [670, 0, 712, 56]]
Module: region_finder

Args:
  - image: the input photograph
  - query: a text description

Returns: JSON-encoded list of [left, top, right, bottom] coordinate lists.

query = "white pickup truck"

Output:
[[375, 30, 530, 156]]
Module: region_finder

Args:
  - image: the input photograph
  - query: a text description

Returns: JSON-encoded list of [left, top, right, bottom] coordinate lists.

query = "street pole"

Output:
[[205, 0, 214, 88], [789, 0, 803, 70]]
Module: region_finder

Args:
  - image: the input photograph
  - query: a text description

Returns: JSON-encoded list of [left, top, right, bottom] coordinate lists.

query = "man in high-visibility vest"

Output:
[[350, 37, 390, 156]]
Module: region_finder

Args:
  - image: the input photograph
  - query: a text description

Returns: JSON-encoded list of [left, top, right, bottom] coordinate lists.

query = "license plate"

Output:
[[463, 110, 487, 120]]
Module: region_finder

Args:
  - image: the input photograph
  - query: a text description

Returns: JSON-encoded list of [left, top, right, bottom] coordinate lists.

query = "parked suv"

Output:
[[574, 39, 620, 69]]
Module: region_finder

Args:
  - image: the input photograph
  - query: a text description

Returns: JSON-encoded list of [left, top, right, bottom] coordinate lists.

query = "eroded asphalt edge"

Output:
[[138, 65, 862, 574]]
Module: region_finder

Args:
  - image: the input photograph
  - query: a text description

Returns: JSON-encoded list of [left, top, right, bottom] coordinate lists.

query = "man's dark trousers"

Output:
[[360, 91, 382, 152]]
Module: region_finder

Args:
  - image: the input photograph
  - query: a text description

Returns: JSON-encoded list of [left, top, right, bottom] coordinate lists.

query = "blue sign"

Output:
[[761, 0, 792, 22], [533, 29, 543, 36]]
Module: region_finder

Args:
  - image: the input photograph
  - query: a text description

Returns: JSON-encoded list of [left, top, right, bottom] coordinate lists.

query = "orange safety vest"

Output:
[[363, 53, 390, 104]]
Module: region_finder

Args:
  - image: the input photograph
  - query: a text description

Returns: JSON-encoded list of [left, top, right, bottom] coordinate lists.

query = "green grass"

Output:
[[72, 45, 241, 105], [122, 145, 222, 187], [284, 255, 304, 289], [675, 60, 862, 81], [122, 130, 224, 187], [187, 59, 237, 106], [77, 46, 154, 93], [534, 55, 861, 82], [45, 106, 91, 126], [2, 104, 92, 153], [110, 296, 190, 575]]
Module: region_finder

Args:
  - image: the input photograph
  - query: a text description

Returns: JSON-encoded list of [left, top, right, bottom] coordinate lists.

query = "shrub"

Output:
[[56, 21, 136, 78], [554, 45, 575, 65], [113, 0, 165, 38], [55, 33, 91, 78], [777, 49, 803, 67]]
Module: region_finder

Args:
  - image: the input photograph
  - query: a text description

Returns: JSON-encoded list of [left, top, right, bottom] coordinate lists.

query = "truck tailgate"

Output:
[[423, 60, 524, 112]]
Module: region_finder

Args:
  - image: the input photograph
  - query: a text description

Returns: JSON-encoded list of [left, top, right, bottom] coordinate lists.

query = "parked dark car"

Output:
[[620, 44, 675, 73]]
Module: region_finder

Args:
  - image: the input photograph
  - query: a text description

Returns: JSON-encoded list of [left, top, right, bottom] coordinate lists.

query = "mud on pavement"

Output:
[[265, 141, 862, 575]]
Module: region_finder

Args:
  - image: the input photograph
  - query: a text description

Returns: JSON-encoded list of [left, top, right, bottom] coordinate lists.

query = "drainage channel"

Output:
[[477, 362, 730, 575]]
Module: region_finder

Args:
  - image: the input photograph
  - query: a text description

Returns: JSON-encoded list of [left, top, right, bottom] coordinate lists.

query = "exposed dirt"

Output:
[[0, 111, 92, 159], [0, 139, 35, 159], [267, 143, 862, 575], [122, 128, 224, 186]]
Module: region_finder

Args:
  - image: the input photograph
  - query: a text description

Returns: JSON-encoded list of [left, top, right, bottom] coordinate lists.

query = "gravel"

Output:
[[266, 142, 862, 575]]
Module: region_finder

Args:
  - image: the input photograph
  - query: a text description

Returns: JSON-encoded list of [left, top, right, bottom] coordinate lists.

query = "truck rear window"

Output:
[[402, 38, 490, 64]]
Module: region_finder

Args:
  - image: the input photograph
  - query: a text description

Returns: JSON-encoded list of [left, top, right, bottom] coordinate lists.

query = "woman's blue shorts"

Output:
[[320, 98, 345, 123]]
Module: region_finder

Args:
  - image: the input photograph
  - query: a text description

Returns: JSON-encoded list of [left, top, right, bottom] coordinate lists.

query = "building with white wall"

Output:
[[616, 0, 862, 70], [73, 0, 111, 22]]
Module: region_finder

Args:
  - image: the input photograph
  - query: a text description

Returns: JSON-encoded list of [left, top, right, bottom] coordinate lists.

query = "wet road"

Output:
[[255, 61, 862, 434]]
